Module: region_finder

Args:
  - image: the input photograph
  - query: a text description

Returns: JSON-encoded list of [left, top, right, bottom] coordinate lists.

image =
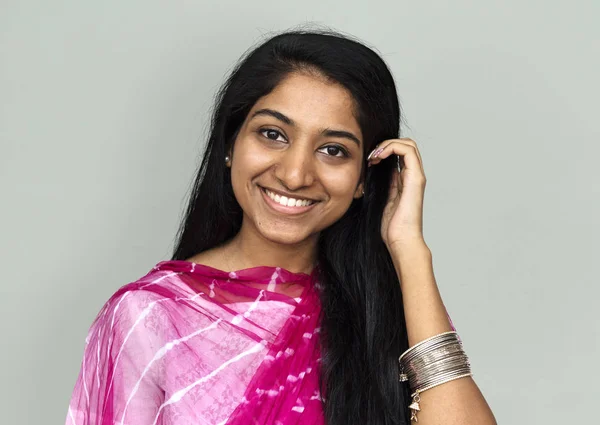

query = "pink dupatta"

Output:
[[65, 260, 325, 425]]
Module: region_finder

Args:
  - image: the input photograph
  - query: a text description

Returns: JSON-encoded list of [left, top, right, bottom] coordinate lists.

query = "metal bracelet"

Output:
[[398, 331, 472, 422]]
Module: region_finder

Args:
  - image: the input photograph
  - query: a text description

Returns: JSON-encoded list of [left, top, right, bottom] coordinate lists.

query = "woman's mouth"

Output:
[[260, 187, 319, 214]]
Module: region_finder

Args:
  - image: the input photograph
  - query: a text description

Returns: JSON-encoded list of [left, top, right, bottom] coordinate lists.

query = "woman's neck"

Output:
[[220, 223, 319, 275]]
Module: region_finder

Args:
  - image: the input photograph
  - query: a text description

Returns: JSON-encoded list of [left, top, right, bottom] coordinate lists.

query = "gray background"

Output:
[[1, 1, 597, 424]]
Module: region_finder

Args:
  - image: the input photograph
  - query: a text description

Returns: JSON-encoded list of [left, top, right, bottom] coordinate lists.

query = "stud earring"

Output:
[[225, 155, 230, 164]]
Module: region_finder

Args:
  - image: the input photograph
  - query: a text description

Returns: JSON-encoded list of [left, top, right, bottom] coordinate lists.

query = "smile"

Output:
[[260, 187, 319, 214]]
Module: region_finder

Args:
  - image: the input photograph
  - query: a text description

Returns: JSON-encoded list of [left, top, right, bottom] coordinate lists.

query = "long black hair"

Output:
[[172, 28, 411, 425]]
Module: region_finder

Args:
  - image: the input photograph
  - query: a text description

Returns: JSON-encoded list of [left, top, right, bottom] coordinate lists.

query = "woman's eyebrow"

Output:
[[250, 108, 361, 147], [321, 128, 361, 147], [251, 108, 294, 125]]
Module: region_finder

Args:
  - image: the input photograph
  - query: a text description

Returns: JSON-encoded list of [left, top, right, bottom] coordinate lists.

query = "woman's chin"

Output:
[[257, 225, 317, 247]]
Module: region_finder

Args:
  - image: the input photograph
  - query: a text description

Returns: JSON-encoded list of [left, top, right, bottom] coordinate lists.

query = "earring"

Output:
[[225, 155, 230, 164]]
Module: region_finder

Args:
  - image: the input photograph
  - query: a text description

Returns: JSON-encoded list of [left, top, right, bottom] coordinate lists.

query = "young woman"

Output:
[[66, 29, 496, 425]]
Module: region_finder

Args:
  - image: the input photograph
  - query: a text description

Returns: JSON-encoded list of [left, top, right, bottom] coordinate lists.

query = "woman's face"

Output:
[[229, 71, 365, 246]]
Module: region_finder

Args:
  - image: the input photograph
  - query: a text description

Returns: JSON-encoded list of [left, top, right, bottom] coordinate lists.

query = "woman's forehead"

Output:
[[249, 72, 361, 138]]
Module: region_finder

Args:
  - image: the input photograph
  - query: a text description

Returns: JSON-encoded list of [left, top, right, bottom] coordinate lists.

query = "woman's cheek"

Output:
[[321, 167, 360, 199]]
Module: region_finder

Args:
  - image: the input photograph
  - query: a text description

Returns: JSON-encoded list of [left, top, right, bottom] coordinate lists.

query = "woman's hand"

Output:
[[367, 138, 427, 253]]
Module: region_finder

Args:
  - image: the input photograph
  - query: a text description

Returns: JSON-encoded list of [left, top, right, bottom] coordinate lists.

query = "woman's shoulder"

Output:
[[88, 262, 198, 339]]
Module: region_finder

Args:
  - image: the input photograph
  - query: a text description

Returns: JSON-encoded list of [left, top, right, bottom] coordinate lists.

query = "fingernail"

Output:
[[373, 148, 383, 158], [367, 149, 376, 161]]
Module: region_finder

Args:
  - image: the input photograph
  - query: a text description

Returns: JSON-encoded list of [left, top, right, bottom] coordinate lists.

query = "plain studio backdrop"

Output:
[[1, 1, 597, 424]]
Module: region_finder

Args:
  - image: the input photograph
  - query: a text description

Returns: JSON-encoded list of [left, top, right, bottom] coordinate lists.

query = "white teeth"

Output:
[[264, 189, 314, 208]]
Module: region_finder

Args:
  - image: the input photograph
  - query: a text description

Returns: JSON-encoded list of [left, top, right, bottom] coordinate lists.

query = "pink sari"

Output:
[[65, 260, 325, 425]]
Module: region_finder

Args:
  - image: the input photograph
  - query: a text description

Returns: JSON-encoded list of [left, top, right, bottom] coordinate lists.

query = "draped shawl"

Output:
[[65, 260, 325, 425]]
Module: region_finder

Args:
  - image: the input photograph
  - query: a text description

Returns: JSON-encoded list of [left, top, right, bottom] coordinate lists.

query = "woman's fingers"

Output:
[[367, 138, 425, 179]]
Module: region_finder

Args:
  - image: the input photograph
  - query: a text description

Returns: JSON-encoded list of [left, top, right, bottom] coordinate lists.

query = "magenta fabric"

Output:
[[65, 260, 325, 425]]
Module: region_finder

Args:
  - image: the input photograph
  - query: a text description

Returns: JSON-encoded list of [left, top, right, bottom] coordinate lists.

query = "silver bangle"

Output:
[[398, 331, 473, 422]]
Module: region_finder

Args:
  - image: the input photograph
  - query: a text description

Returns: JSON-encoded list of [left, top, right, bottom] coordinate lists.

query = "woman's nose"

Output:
[[273, 146, 315, 190]]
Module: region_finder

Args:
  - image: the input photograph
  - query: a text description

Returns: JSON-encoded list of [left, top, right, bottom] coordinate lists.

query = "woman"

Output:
[[66, 29, 496, 425]]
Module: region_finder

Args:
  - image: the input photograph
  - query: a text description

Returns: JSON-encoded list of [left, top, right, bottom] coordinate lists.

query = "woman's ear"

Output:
[[226, 129, 241, 168], [353, 181, 365, 199]]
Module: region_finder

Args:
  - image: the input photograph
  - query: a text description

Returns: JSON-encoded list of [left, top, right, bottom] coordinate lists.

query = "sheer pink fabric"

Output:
[[65, 260, 325, 425]]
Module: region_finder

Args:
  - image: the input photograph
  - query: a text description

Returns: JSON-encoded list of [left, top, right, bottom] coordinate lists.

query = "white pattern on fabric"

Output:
[[151, 341, 267, 425], [104, 297, 170, 402], [232, 289, 264, 325], [120, 319, 223, 423]]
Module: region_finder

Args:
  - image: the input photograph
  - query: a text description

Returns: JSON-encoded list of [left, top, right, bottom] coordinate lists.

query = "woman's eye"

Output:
[[319, 145, 349, 158], [260, 129, 286, 142]]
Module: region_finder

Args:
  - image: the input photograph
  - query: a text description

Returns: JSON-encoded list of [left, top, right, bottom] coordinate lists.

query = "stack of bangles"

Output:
[[398, 331, 473, 422]]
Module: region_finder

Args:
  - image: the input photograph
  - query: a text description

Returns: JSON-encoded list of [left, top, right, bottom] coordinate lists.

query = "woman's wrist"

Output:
[[387, 234, 430, 254], [388, 238, 432, 276]]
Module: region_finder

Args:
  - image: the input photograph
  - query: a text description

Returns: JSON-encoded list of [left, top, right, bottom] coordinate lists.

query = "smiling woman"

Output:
[[65, 29, 496, 425], [226, 72, 365, 248]]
